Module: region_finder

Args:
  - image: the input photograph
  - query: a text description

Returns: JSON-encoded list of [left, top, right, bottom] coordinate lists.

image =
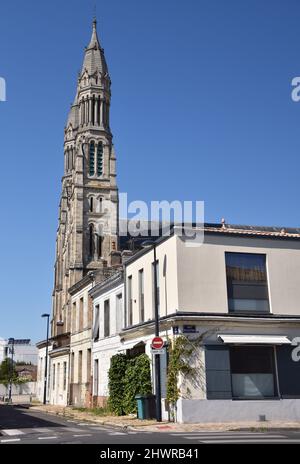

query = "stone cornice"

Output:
[[119, 312, 300, 341], [68, 274, 94, 295], [89, 269, 123, 298]]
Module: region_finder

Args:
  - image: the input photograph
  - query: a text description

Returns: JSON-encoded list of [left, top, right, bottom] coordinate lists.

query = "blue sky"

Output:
[[1, 0, 300, 342]]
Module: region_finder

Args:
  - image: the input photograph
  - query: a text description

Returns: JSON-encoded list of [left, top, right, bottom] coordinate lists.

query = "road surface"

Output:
[[1, 405, 300, 444]]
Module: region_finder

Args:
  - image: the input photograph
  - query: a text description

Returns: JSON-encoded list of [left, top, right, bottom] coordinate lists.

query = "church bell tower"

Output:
[[52, 19, 119, 337]]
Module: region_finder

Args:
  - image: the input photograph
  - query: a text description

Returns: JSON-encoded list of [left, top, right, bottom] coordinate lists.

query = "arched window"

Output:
[[89, 141, 95, 176], [97, 142, 103, 176], [90, 197, 94, 212], [99, 197, 103, 213], [89, 224, 94, 257]]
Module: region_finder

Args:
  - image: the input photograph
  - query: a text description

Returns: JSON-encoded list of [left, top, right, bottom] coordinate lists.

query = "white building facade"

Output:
[[93, 225, 300, 423], [36, 341, 51, 403], [68, 278, 93, 407], [90, 272, 124, 407]]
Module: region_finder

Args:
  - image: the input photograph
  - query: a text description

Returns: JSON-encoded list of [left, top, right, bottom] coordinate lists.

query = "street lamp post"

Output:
[[141, 240, 162, 422], [8, 338, 14, 403], [41, 313, 50, 405]]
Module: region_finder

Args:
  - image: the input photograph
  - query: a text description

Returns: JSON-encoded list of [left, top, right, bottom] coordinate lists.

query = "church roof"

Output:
[[81, 19, 108, 76]]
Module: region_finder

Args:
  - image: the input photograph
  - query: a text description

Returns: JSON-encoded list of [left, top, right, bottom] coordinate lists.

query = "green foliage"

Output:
[[0, 359, 18, 386], [123, 354, 152, 415], [166, 336, 196, 417], [108, 353, 152, 416], [123, 359, 137, 415], [108, 353, 128, 415]]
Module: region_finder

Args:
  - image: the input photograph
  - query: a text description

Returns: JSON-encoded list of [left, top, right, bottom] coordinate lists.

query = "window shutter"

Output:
[[205, 345, 232, 399], [276, 345, 300, 398], [89, 141, 95, 176], [93, 306, 99, 341], [97, 142, 103, 176]]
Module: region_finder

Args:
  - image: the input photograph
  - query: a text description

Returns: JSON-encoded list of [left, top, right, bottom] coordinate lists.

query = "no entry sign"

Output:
[[151, 336, 164, 350]]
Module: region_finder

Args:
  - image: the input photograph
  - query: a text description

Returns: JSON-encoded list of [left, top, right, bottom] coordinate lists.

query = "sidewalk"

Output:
[[0, 394, 32, 405], [30, 404, 300, 433], [30, 404, 158, 429]]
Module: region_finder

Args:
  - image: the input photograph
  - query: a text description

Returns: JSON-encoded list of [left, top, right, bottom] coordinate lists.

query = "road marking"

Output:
[[38, 436, 58, 440], [73, 434, 92, 437], [108, 431, 127, 436], [32, 428, 52, 433], [88, 426, 112, 430], [199, 438, 300, 443], [171, 432, 285, 436], [1, 438, 21, 443], [66, 427, 86, 432], [89, 424, 108, 427], [2, 429, 24, 436], [182, 433, 285, 439]]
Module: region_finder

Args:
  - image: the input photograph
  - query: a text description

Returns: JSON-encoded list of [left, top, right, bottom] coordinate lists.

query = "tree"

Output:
[[0, 358, 17, 386]]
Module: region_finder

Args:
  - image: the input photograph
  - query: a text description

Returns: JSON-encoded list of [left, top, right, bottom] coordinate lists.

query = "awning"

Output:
[[218, 334, 291, 345]]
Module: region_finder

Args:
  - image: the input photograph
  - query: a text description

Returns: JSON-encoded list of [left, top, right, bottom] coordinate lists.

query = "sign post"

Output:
[[141, 240, 162, 422], [151, 336, 163, 421]]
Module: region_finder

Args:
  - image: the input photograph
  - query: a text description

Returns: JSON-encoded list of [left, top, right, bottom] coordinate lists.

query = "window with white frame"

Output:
[[104, 299, 110, 337], [116, 293, 123, 333], [139, 269, 145, 323], [93, 304, 100, 341], [152, 260, 160, 318], [127, 276, 133, 326], [225, 252, 270, 313]]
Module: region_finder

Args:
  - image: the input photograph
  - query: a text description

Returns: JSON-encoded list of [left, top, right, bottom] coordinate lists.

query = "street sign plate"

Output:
[[151, 336, 164, 350], [183, 325, 197, 333], [151, 348, 165, 355]]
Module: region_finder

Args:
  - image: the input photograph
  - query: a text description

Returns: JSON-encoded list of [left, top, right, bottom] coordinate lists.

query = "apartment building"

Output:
[[90, 224, 300, 422]]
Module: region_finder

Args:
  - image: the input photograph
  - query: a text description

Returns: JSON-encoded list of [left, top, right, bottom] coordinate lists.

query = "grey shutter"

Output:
[[276, 345, 300, 398], [205, 345, 232, 399], [93, 307, 99, 340], [160, 348, 167, 398], [151, 348, 167, 397]]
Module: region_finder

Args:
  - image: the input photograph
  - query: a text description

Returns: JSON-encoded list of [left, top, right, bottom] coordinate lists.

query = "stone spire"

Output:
[[66, 18, 111, 133], [81, 18, 108, 77]]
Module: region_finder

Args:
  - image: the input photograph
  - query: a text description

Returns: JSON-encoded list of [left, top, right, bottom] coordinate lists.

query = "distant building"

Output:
[[15, 364, 37, 381], [0, 338, 38, 365], [0, 338, 7, 364]]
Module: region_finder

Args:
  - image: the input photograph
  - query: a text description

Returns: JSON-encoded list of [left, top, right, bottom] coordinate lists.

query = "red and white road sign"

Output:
[[151, 336, 164, 350]]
